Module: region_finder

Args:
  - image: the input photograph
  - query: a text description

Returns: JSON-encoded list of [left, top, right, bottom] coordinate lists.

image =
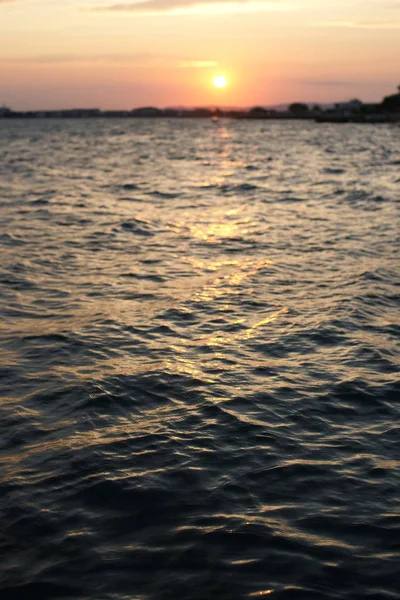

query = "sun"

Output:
[[213, 75, 227, 89]]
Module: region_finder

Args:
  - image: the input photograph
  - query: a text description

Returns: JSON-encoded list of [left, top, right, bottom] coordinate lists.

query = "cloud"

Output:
[[0, 0, 48, 5], [1, 54, 219, 69], [300, 79, 385, 88], [1, 53, 157, 64], [301, 80, 355, 87], [370, 0, 400, 9], [313, 19, 400, 28], [177, 60, 218, 68], [95, 0, 289, 16]]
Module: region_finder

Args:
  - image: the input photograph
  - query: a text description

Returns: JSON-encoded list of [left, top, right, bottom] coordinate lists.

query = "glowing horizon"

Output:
[[0, 0, 399, 110]]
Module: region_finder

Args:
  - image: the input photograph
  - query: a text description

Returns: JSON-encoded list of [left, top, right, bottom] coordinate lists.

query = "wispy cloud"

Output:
[[1, 53, 156, 64], [313, 19, 400, 29], [369, 0, 400, 10], [300, 79, 386, 88], [95, 0, 290, 16], [1, 53, 219, 69], [301, 80, 354, 87], [177, 60, 218, 68]]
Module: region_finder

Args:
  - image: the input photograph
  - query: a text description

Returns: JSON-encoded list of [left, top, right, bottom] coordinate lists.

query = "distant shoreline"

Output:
[[1, 105, 399, 124], [1, 112, 399, 124], [2, 87, 399, 123]]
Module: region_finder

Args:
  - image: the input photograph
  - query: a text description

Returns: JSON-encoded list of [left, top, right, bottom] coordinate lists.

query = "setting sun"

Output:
[[213, 75, 227, 89]]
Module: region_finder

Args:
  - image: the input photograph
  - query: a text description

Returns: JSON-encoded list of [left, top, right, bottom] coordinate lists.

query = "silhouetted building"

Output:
[[0, 106, 12, 117], [334, 100, 363, 117]]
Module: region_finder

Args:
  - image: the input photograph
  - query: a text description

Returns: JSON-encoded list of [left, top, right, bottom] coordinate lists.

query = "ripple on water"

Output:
[[0, 119, 399, 600]]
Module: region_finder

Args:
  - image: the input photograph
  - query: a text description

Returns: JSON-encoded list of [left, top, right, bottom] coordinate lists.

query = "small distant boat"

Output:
[[211, 116, 220, 123]]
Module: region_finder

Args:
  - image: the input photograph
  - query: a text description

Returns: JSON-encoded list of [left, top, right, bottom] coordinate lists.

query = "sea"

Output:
[[0, 118, 399, 600]]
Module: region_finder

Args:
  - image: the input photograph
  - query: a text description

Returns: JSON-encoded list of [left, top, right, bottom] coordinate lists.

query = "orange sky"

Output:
[[1, 0, 399, 109]]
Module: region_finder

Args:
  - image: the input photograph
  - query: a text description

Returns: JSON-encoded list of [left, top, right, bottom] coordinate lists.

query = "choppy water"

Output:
[[0, 118, 399, 600]]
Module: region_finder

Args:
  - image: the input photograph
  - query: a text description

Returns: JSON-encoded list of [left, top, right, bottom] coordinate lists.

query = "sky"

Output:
[[1, 0, 399, 109]]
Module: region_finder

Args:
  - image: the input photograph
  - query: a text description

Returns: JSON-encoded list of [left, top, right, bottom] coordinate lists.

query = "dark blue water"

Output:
[[0, 118, 399, 600]]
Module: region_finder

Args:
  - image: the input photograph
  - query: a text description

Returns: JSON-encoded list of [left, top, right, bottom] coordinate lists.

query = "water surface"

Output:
[[0, 119, 399, 600]]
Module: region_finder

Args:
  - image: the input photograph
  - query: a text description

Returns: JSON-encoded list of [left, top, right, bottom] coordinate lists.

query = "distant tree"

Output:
[[312, 104, 322, 113], [191, 107, 213, 118], [378, 84, 400, 112], [381, 91, 400, 112], [248, 106, 268, 118], [289, 103, 309, 116], [131, 107, 162, 117]]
